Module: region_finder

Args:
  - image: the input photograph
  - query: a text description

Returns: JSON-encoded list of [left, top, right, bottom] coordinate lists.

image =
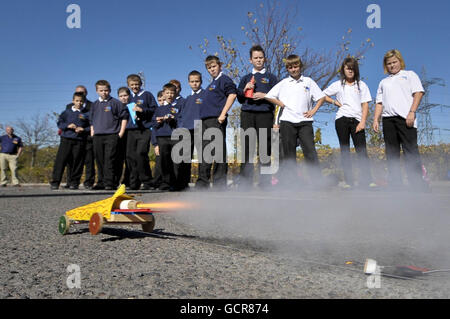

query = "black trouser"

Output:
[[83, 136, 96, 187], [279, 120, 321, 185], [126, 129, 152, 188], [382, 116, 424, 188], [93, 134, 119, 188], [115, 131, 127, 186], [51, 137, 86, 186], [173, 129, 197, 189], [239, 110, 274, 187], [157, 136, 176, 188], [197, 117, 228, 189], [152, 154, 162, 187], [335, 117, 372, 186]]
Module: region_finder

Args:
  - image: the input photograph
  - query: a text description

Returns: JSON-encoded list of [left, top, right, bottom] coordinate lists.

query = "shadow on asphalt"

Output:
[[98, 227, 198, 242]]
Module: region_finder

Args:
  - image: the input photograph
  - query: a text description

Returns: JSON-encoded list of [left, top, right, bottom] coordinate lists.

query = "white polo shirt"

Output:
[[376, 70, 424, 128], [324, 80, 372, 121], [265, 75, 325, 123]]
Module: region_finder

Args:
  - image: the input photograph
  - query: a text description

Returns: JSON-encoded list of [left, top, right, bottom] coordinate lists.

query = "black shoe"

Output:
[[104, 186, 113, 190], [158, 185, 170, 191], [1, 184, 6, 187], [84, 185, 93, 190], [50, 184, 59, 190], [92, 184, 105, 190], [63, 184, 71, 189], [69, 185, 79, 190], [141, 184, 155, 190]]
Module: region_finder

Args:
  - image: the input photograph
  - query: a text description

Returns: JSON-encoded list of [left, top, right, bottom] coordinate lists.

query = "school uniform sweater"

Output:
[[199, 73, 237, 119], [237, 71, 278, 112], [90, 97, 129, 135], [127, 90, 157, 130], [177, 89, 205, 130], [57, 107, 91, 140]]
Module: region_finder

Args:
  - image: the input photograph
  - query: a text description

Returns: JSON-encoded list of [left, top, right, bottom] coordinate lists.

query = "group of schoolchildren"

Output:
[[50, 45, 430, 192]]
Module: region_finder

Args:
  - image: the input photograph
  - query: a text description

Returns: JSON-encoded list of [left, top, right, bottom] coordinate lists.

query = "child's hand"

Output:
[[273, 124, 280, 131], [154, 145, 160, 156], [355, 122, 365, 133], [218, 114, 226, 124], [244, 82, 255, 91], [253, 92, 266, 100], [156, 117, 164, 123], [68, 123, 77, 129], [133, 106, 143, 113], [75, 127, 84, 133], [303, 110, 316, 118], [406, 112, 415, 128], [373, 120, 380, 133]]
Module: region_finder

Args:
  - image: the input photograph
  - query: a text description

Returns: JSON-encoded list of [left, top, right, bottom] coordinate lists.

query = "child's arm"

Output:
[[355, 102, 369, 133], [373, 103, 383, 133], [118, 119, 127, 138], [406, 92, 424, 128], [304, 97, 326, 118], [90, 125, 94, 137], [324, 96, 342, 108], [218, 93, 237, 124], [264, 96, 285, 108]]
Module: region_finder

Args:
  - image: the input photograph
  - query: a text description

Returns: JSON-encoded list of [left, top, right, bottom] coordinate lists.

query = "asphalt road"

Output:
[[1, 182, 450, 299]]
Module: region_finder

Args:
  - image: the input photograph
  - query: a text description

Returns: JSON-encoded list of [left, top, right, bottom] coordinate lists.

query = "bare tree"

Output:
[[193, 0, 374, 115], [14, 113, 59, 168]]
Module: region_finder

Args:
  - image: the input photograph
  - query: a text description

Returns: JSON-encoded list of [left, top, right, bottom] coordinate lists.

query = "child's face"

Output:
[[385, 56, 401, 75], [188, 75, 202, 92], [128, 80, 142, 94], [250, 50, 265, 71], [118, 91, 130, 104], [206, 62, 221, 79], [96, 85, 111, 100], [157, 96, 165, 105], [287, 64, 301, 80], [72, 96, 84, 109], [344, 65, 355, 81], [163, 89, 175, 104]]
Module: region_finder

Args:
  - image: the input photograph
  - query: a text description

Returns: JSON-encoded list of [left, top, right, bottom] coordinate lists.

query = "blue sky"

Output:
[[1, 0, 449, 147]]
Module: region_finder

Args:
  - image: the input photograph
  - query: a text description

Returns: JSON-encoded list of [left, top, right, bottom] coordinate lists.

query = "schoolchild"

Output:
[[373, 49, 428, 191], [324, 57, 376, 189], [90, 80, 128, 190], [196, 56, 237, 190]]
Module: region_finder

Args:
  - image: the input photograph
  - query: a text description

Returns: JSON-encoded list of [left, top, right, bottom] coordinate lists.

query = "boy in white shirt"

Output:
[[373, 49, 428, 191], [258, 54, 326, 187], [324, 57, 375, 189]]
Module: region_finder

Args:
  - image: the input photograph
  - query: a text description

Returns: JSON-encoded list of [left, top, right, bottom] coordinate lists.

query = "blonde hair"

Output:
[[284, 54, 303, 69], [383, 49, 406, 74]]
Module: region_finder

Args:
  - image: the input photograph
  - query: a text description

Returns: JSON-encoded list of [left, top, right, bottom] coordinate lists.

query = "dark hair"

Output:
[[95, 80, 111, 90], [249, 45, 265, 58], [188, 70, 202, 82], [162, 83, 177, 92], [117, 87, 131, 95], [157, 90, 164, 98], [73, 92, 86, 101], [340, 57, 361, 89]]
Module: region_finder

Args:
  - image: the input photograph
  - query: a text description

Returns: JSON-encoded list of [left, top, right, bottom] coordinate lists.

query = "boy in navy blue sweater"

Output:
[[196, 56, 237, 190], [50, 92, 91, 190], [237, 45, 278, 189], [151, 83, 180, 191], [90, 80, 129, 190], [176, 70, 204, 190], [126, 74, 158, 190]]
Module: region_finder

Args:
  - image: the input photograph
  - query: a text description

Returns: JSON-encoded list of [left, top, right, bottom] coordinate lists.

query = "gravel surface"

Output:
[[1, 183, 450, 299]]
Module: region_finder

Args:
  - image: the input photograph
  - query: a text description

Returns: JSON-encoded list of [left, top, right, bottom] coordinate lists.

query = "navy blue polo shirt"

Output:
[[237, 71, 278, 112], [199, 73, 237, 119], [0, 134, 23, 154], [90, 97, 129, 135]]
